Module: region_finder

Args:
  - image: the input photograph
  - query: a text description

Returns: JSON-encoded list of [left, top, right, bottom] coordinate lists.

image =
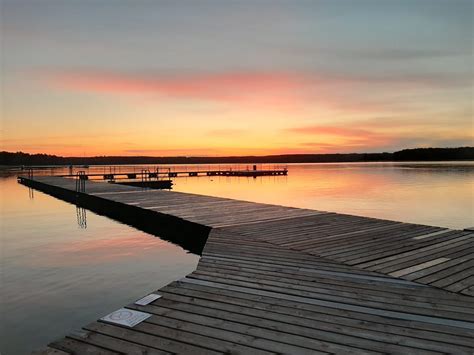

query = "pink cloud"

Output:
[[39, 69, 460, 114], [286, 125, 394, 149], [40, 70, 376, 113], [44, 71, 310, 109]]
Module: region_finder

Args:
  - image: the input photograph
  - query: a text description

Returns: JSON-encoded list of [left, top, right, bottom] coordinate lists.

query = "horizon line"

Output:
[[2, 146, 473, 159]]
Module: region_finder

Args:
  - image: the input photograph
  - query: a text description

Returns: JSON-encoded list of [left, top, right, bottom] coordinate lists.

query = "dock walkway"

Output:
[[20, 176, 474, 354]]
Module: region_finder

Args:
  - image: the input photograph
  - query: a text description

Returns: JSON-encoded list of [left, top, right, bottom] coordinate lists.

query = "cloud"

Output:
[[42, 70, 310, 109], [286, 122, 474, 152], [286, 125, 394, 150], [321, 48, 471, 61], [122, 148, 221, 156], [39, 69, 468, 114], [287, 126, 373, 137]]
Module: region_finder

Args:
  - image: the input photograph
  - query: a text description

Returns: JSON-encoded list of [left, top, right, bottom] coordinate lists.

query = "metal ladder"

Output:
[[75, 171, 87, 193]]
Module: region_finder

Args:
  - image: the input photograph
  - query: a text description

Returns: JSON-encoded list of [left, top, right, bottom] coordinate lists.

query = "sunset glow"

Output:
[[1, 0, 472, 156]]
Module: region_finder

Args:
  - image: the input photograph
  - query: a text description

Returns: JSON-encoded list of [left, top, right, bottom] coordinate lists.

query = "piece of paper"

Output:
[[135, 293, 162, 306], [100, 308, 151, 327]]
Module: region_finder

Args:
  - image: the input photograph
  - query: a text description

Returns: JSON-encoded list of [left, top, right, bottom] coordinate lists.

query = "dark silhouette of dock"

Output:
[[20, 176, 474, 354], [60, 166, 288, 181]]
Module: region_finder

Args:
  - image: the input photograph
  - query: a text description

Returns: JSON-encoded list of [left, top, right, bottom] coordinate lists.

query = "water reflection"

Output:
[[76, 206, 87, 229], [17, 174, 210, 255], [0, 174, 199, 355]]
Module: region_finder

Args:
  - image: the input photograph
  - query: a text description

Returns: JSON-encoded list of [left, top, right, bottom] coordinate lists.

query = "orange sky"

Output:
[[1, 1, 472, 156]]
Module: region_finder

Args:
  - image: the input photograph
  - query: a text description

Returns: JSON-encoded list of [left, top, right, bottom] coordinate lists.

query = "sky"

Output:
[[1, 0, 472, 156]]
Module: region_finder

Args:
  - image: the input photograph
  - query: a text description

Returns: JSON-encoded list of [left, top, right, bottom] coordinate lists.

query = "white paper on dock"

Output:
[[100, 308, 151, 327], [135, 293, 162, 306]]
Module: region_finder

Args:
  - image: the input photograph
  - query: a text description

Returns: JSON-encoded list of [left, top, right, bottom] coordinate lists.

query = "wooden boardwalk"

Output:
[[20, 176, 474, 354]]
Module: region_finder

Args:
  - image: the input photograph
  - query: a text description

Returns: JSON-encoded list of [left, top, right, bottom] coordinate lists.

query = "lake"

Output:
[[1, 162, 473, 354]]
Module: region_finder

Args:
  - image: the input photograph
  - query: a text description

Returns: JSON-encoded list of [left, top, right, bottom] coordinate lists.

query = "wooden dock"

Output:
[[58, 167, 288, 181], [20, 176, 474, 354]]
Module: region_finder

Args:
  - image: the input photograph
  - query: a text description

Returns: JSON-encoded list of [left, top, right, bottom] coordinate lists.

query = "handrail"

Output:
[[75, 171, 87, 193]]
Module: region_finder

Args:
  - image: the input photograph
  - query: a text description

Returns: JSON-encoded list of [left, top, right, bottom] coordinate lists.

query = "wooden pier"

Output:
[[59, 166, 288, 181], [19, 176, 474, 354]]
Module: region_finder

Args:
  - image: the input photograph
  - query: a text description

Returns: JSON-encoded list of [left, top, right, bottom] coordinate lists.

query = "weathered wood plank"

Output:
[[68, 329, 171, 355], [153, 285, 472, 354], [168, 281, 474, 342]]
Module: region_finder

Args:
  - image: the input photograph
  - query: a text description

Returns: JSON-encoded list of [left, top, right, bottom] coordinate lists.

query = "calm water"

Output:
[[1, 162, 473, 354], [0, 175, 199, 355]]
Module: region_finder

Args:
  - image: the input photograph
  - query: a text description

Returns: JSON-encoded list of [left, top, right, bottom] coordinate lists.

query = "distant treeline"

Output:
[[1, 147, 473, 166], [392, 147, 474, 161]]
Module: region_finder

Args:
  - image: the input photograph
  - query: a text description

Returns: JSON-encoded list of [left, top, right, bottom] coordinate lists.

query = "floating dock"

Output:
[[111, 180, 173, 190], [20, 176, 474, 354], [59, 167, 288, 181]]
